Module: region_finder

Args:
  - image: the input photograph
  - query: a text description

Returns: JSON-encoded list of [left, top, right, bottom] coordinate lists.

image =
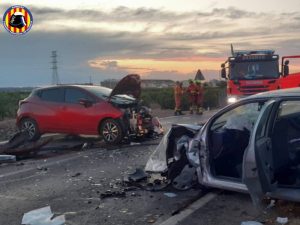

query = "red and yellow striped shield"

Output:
[[3, 5, 33, 35]]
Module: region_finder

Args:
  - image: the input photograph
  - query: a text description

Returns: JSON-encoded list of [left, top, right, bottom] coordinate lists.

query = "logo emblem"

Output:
[[3, 5, 33, 35]]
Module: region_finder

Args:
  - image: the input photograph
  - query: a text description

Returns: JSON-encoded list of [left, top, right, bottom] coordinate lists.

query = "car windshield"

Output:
[[82, 86, 135, 101], [81, 86, 112, 100], [230, 60, 279, 80]]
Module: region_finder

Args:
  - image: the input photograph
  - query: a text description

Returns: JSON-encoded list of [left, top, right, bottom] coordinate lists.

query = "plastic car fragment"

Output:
[[21, 206, 65, 225]]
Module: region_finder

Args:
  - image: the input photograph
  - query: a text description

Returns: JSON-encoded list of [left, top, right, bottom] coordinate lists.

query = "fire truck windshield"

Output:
[[229, 60, 279, 80]]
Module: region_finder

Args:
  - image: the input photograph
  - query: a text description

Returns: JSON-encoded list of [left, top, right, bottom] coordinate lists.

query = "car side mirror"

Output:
[[79, 98, 93, 107]]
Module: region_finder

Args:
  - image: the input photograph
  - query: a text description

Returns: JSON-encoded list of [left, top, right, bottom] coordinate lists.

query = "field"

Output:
[[0, 92, 30, 120]]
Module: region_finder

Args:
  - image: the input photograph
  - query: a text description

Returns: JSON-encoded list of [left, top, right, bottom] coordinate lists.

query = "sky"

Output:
[[0, 0, 300, 87]]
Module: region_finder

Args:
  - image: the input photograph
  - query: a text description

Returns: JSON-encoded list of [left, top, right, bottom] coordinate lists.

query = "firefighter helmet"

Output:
[[9, 12, 26, 29]]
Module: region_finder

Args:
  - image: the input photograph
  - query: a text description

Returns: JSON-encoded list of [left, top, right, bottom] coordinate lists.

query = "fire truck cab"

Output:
[[221, 48, 300, 103], [280, 55, 300, 89]]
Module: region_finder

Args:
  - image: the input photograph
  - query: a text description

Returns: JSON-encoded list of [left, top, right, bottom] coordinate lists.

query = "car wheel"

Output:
[[20, 118, 41, 141], [100, 119, 123, 144]]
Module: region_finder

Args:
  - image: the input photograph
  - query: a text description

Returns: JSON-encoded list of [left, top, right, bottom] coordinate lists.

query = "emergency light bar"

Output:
[[233, 49, 275, 57]]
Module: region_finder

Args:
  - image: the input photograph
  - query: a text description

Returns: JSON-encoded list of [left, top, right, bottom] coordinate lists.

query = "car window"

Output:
[[211, 101, 265, 133], [65, 88, 93, 104], [274, 100, 300, 142], [278, 101, 300, 117], [40, 88, 64, 103]]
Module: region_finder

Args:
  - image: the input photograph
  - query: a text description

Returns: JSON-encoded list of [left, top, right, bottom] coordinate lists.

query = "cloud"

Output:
[[0, 4, 300, 87]]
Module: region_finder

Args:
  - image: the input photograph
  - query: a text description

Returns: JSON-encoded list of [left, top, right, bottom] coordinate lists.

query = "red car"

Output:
[[17, 74, 162, 144]]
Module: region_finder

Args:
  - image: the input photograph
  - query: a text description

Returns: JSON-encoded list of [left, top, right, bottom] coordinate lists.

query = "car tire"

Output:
[[19, 118, 41, 141], [100, 119, 123, 145]]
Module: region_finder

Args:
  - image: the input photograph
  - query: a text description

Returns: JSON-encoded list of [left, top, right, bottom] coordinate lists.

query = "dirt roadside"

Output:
[[0, 119, 17, 142]]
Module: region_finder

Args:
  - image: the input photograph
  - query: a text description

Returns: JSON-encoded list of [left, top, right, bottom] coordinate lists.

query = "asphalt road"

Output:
[[0, 111, 299, 225]]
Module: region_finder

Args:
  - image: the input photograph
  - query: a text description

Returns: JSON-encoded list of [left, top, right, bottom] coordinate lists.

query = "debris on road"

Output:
[[0, 131, 52, 156], [266, 199, 276, 209], [0, 155, 16, 163], [71, 172, 81, 177], [276, 217, 289, 225], [21, 206, 65, 225], [100, 190, 126, 199], [164, 192, 177, 198], [241, 222, 263, 225], [37, 166, 48, 171], [130, 142, 141, 146], [127, 168, 148, 182], [123, 168, 169, 191]]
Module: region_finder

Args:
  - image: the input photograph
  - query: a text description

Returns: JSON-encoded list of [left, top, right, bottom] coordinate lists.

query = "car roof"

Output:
[[245, 87, 300, 100], [34, 85, 111, 92]]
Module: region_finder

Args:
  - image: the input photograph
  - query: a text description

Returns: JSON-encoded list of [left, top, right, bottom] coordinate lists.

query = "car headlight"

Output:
[[227, 96, 238, 104]]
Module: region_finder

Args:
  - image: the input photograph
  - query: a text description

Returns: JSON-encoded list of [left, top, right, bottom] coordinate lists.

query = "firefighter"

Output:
[[195, 80, 204, 115], [187, 79, 197, 114], [174, 81, 184, 115]]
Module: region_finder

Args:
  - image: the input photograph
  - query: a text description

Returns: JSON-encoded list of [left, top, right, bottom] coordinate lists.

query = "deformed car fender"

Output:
[[145, 124, 202, 173]]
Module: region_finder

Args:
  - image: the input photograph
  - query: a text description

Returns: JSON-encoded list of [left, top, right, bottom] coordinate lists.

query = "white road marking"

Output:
[[156, 192, 218, 225]]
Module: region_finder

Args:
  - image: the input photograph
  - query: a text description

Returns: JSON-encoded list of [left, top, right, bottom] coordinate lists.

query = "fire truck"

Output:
[[221, 45, 300, 103]]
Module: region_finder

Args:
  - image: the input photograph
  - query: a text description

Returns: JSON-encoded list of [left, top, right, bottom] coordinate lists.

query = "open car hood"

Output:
[[109, 74, 141, 99]]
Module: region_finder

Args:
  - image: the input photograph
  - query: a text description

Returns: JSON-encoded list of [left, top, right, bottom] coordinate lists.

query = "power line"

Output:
[[51, 51, 60, 85]]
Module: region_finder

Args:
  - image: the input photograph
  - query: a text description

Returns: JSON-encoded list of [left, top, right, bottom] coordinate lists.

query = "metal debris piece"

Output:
[[0, 155, 16, 163], [21, 206, 65, 225]]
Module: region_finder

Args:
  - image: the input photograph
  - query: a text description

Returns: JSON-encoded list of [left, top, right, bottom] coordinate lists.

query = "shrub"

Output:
[[141, 86, 226, 110], [0, 92, 30, 120]]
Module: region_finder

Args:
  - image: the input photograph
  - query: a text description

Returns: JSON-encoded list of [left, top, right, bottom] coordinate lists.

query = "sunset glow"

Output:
[[0, 0, 300, 86]]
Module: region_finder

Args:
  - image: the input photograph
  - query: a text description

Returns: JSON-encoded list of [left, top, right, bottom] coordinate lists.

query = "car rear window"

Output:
[[40, 88, 64, 102], [65, 88, 94, 104]]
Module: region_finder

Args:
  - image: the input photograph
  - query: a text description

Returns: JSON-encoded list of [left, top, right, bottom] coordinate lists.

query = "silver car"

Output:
[[146, 88, 300, 204]]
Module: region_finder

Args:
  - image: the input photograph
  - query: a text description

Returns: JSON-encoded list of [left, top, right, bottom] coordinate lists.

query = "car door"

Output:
[[62, 87, 98, 134], [201, 100, 268, 193], [243, 99, 278, 206], [280, 56, 300, 89], [37, 87, 65, 132]]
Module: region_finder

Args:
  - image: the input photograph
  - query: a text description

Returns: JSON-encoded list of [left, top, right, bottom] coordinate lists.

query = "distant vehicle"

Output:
[[221, 45, 300, 104], [17, 74, 163, 144], [146, 88, 300, 203]]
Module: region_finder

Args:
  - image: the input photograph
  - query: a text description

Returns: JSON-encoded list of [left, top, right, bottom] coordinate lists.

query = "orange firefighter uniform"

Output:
[[174, 82, 184, 115], [187, 81, 197, 114]]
